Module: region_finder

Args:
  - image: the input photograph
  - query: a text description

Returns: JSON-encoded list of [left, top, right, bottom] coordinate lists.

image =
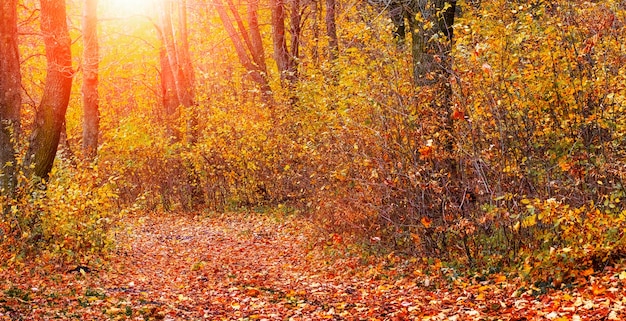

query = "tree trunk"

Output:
[[289, 0, 301, 65], [26, 0, 73, 181], [389, 1, 406, 47], [175, 0, 198, 141], [213, 0, 272, 95], [158, 0, 196, 142], [81, 0, 99, 160], [409, 0, 456, 86], [159, 0, 194, 109], [175, 0, 195, 106], [270, 0, 295, 83], [247, 0, 267, 74], [159, 41, 180, 118], [0, 0, 21, 195], [325, 0, 338, 60]]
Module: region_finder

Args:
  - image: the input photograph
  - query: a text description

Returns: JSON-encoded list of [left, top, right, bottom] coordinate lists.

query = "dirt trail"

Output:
[[103, 213, 442, 320], [3, 212, 626, 320], [107, 213, 342, 319]]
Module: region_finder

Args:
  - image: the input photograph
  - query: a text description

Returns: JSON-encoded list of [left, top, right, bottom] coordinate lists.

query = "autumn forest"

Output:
[[1, 0, 626, 319]]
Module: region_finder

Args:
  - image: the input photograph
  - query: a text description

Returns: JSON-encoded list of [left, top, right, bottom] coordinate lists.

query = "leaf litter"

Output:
[[1, 211, 626, 320]]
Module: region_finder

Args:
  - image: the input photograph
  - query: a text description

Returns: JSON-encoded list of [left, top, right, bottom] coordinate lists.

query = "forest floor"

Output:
[[1, 211, 626, 320]]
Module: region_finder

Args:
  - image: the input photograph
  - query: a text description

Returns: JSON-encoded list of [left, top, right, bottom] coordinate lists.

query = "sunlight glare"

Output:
[[103, 0, 157, 18]]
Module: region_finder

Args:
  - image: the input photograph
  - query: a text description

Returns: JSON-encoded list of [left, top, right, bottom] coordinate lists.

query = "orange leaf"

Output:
[[421, 217, 432, 228], [581, 268, 595, 277], [418, 145, 433, 158], [592, 284, 605, 296], [246, 288, 260, 297], [452, 109, 465, 120]]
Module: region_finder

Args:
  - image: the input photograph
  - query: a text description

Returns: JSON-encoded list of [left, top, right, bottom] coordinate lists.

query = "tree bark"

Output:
[[82, 0, 99, 160], [409, 0, 456, 86], [270, 0, 296, 83], [159, 0, 194, 109], [289, 0, 301, 65], [213, 0, 272, 94], [325, 0, 338, 60], [247, 0, 267, 73], [159, 39, 180, 118], [389, 1, 406, 47], [0, 0, 22, 195], [26, 0, 73, 181], [176, 0, 195, 104], [157, 0, 196, 142]]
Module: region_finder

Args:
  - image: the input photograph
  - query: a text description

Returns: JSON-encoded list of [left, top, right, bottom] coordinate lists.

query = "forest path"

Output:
[[2, 212, 626, 320], [103, 212, 442, 320]]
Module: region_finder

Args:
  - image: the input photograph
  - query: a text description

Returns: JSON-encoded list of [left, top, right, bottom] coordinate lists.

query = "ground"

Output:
[[1, 212, 626, 320]]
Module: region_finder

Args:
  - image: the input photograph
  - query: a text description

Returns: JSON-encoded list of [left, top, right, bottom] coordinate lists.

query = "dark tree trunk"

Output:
[[409, 0, 456, 86], [289, 0, 301, 64], [247, 0, 267, 74], [270, 0, 296, 82], [26, 0, 73, 181], [325, 0, 338, 60], [81, 0, 99, 160], [0, 0, 21, 195]]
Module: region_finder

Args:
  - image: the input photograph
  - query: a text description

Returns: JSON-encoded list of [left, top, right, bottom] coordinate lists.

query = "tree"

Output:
[[0, 0, 22, 195], [408, 0, 456, 86], [26, 0, 74, 180], [157, 0, 196, 141], [82, 0, 99, 160], [383, 0, 456, 85], [325, 0, 338, 60], [213, 0, 272, 96], [270, 0, 298, 83]]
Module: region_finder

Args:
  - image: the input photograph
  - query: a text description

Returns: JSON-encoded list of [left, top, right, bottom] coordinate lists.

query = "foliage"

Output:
[[2, 0, 626, 298], [303, 0, 626, 272], [1, 159, 118, 265]]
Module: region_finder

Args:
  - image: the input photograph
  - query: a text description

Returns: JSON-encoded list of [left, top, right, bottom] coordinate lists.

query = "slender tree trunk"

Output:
[[175, 0, 198, 141], [247, 0, 267, 74], [270, 0, 295, 82], [0, 0, 22, 195], [26, 0, 73, 181], [214, 0, 272, 95], [175, 0, 195, 106], [158, 0, 196, 142], [310, 0, 320, 63], [159, 40, 180, 117], [82, 0, 99, 160], [159, 0, 194, 109], [389, 1, 406, 47], [289, 0, 301, 65], [325, 0, 338, 60]]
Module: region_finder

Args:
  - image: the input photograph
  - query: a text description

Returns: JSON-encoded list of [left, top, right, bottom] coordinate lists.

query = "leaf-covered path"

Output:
[[2, 212, 626, 320]]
